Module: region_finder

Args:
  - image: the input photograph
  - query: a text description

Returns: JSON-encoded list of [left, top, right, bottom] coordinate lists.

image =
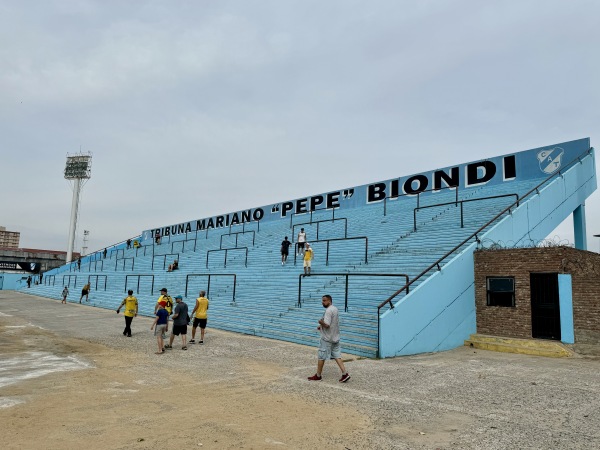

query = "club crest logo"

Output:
[[30, 263, 37, 271], [537, 147, 564, 174]]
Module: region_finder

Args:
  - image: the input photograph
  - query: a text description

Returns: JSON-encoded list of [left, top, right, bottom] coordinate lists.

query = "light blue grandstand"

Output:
[[22, 138, 596, 358]]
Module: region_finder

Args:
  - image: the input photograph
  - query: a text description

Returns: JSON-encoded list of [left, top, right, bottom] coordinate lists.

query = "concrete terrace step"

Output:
[[464, 334, 573, 358]]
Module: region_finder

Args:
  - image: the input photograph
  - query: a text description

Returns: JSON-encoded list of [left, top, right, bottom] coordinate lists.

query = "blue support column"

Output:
[[573, 204, 587, 250]]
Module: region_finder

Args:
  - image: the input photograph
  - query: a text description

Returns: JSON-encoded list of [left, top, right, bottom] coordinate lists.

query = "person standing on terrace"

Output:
[[281, 236, 292, 265], [155, 230, 161, 245], [297, 228, 307, 256], [303, 243, 313, 276]]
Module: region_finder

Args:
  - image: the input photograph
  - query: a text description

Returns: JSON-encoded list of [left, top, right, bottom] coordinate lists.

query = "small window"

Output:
[[487, 277, 515, 307]]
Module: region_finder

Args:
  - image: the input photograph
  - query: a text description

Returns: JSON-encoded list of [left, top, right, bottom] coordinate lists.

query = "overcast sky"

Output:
[[1, 0, 599, 253]]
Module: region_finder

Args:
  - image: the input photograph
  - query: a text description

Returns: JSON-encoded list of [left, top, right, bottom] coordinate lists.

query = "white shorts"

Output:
[[303, 260, 312, 268]]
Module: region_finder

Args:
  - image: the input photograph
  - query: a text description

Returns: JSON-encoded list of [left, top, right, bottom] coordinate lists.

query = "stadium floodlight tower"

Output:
[[64, 153, 92, 263]]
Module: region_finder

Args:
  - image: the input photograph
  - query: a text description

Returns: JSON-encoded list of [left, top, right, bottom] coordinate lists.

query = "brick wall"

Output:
[[474, 247, 600, 343]]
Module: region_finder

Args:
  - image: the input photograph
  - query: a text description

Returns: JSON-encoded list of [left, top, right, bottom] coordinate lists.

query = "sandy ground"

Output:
[[3, 292, 600, 449], [0, 313, 369, 450]]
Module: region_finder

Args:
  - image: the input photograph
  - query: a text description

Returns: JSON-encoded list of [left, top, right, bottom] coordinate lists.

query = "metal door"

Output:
[[530, 273, 561, 340]]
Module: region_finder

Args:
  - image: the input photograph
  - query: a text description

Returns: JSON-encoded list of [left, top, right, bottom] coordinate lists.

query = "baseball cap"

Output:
[[158, 300, 167, 307], [175, 295, 182, 300], [160, 288, 167, 292]]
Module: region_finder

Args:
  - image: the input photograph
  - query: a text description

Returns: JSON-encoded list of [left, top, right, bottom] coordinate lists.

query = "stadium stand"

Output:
[[20, 138, 597, 358]]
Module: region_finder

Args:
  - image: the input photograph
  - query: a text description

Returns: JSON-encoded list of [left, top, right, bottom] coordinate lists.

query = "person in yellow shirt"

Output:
[[80, 283, 91, 303], [303, 243, 314, 276], [154, 288, 173, 315], [116, 290, 138, 337], [190, 290, 209, 344]]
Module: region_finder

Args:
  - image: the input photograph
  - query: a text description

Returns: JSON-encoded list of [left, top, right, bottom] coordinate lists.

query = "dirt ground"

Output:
[[5, 293, 600, 449], [0, 314, 369, 450]]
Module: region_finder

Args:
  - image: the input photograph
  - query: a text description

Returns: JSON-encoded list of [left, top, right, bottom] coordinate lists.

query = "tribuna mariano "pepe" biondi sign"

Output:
[[142, 138, 588, 242]]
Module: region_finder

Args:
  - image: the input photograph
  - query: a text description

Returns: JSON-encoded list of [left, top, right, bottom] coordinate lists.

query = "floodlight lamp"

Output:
[[64, 153, 93, 180]]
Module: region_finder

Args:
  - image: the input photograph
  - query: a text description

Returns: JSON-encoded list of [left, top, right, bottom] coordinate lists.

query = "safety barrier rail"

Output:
[[206, 247, 248, 268], [220, 230, 255, 249], [171, 238, 198, 253], [88, 260, 104, 272], [110, 248, 125, 259], [44, 275, 56, 286], [63, 275, 77, 288], [184, 273, 237, 302], [382, 184, 458, 216], [292, 218, 347, 242], [298, 273, 409, 312], [125, 275, 155, 295], [293, 236, 368, 266], [115, 257, 135, 271], [413, 194, 519, 231], [289, 207, 337, 227], [88, 274, 107, 291], [152, 253, 180, 271]]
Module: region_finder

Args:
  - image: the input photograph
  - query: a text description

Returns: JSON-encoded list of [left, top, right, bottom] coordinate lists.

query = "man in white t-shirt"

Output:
[[297, 228, 307, 256], [308, 295, 351, 383]]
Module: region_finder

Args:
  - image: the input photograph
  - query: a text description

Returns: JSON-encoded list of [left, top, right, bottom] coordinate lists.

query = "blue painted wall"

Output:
[[0, 272, 29, 290]]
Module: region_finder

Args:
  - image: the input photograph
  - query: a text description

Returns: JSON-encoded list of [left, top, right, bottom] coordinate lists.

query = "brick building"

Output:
[[474, 247, 600, 345], [0, 226, 20, 248]]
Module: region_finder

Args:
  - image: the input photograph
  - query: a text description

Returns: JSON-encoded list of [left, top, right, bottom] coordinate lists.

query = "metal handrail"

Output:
[[125, 274, 155, 295], [135, 244, 154, 257], [228, 220, 260, 234], [88, 275, 107, 291], [206, 247, 248, 268], [110, 248, 125, 259], [88, 260, 104, 272], [152, 253, 180, 271], [377, 146, 594, 314], [383, 184, 459, 216], [62, 275, 77, 288], [298, 273, 409, 312], [185, 273, 237, 302], [413, 194, 519, 231], [115, 257, 135, 271], [292, 218, 348, 243], [294, 236, 368, 266], [289, 207, 337, 227], [171, 238, 198, 253], [220, 230, 256, 249], [44, 275, 56, 286]]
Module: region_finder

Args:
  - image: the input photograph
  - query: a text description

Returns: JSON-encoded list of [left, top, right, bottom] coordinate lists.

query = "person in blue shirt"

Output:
[[151, 300, 169, 354]]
